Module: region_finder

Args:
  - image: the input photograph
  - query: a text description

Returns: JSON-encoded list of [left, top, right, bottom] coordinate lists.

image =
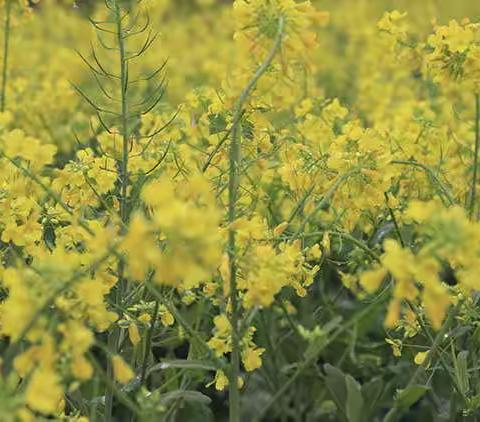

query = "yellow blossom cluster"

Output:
[[425, 20, 480, 90], [1, 0, 480, 420]]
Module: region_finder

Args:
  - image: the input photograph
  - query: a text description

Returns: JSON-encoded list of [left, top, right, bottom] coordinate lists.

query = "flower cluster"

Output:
[[2, 0, 480, 420], [425, 19, 480, 90]]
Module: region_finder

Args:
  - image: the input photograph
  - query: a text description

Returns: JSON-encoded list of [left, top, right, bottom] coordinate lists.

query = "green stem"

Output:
[[88, 351, 141, 417], [1, 0, 12, 112], [227, 18, 284, 422], [384, 192, 405, 247], [140, 300, 159, 385], [469, 93, 480, 219], [330, 230, 381, 262], [390, 160, 455, 206], [116, 12, 130, 227], [228, 121, 241, 422], [106, 2, 130, 420], [291, 168, 359, 240]]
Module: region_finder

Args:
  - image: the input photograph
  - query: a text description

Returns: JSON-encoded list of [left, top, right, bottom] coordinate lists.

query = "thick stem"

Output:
[[227, 18, 284, 422], [117, 15, 130, 227], [227, 121, 241, 422], [105, 2, 130, 420], [469, 94, 480, 219], [115, 0, 129, 306], [1, 0, 12, 112]]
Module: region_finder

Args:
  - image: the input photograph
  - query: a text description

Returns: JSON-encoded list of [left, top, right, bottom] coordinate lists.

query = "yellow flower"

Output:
[[385, 299, 401, 329], [377, 10, 408, 40], [14, 347, 37, 377], [213, 314, 231, 335], [273, 221, 289, 236], [71, 355, 93, 381], [359, 267, 387, 294], [233, 0, 328, 60], [307, 244, 322, 260], [112, 355, 135, 384], [414, 351, 429, 365], [213, 370, 229, 391], [423, 285, 451, 330], [159, 306, 175, 326], [405, 200, 437, 223], [59, 320, 94, 353], [16, 408, 34, 422], [208, 336, 231, 356], [75, 278, 107, 307], [385, 338, 402, 357], [322, 232, 331, 256], [25, 367, 63, 415], [382, 240, 414, 284], [441, 20, 474, 53], [138, 313, 151, 324], [242, 347, 265, 372], [128, 323, 141, 346]]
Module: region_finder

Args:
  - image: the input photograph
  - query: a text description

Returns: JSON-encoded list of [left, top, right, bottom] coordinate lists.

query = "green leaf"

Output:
[[208, 113, 227, 135], [43, 224, 56, 250], [471, 325, 480, 347], [345, 375, 364, 422], [242, 119, 254, 140], [454, 350, 469, 396], [394, 385, 430, 409], [324, 364, 347, 420], [361, 377, 383, 418]]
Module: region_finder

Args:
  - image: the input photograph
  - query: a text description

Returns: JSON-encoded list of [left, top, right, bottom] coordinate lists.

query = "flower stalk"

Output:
[[469, 93, 480, 219], [227, 17, 284, 422], [105, 1, 131, 419], [1, 0, 12, 112]]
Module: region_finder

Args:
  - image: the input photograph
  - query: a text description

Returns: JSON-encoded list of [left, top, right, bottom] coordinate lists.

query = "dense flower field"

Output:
[[1, 0, 480, 420]]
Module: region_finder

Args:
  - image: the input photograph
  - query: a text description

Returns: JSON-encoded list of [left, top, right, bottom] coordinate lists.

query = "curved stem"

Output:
[[1, 0, 12, 112], [390, 160, 455, 206], [227, 18, 284, 422]]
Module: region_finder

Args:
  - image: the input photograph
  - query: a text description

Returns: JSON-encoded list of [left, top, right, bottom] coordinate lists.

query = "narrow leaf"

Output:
[[395, 385, 430, 409], [345, 375, 364, 422]]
